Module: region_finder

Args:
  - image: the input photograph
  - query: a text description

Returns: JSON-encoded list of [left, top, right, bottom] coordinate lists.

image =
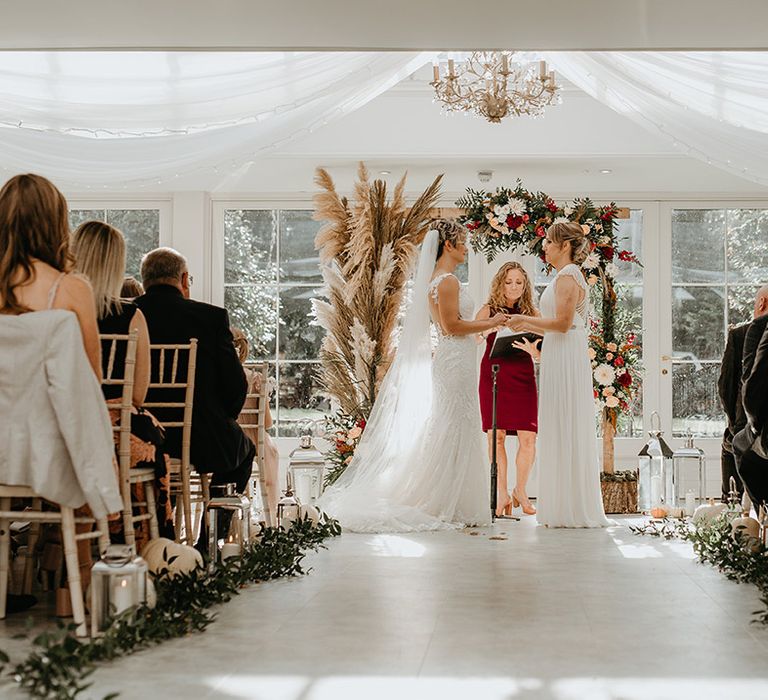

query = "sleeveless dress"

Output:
[[536, 264, 609, 528], [395, 273, 491, 526], [478, 304, 538, 434]]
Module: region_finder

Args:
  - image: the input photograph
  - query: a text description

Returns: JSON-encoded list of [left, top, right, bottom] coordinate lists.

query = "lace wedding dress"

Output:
[[318, 231, 491, 533], [536, 263, 610, 528]]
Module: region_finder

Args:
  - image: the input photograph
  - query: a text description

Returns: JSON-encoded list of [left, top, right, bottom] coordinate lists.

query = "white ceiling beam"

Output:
[[2, 0, 768, 51]]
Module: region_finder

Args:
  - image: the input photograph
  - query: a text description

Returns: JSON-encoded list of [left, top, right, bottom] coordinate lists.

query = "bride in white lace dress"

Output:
[[319, 220, 504, 532], [509, 222, 609, 528]]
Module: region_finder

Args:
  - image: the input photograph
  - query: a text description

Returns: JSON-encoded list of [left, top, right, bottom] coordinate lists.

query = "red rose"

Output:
[[522, 214, 530, 223], [617, 371, 632, 387], [618, 250, 635, 262], [603, 246, 614, 260], [546, 200, 558, 213], [593, 389, 599, 399], [509, 215, 523, 230], [357, 419, 366, 430], [465, 220, 479, 231], [535, 226, 546, 237], [614, 356, 625, 367]]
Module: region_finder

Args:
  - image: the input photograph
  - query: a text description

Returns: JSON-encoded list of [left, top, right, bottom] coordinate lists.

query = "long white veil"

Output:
[[318, 229, 451, 532]]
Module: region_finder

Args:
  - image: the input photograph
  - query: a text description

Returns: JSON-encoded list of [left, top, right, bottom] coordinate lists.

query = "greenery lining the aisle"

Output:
[[0, 516, 341, 700], [631, 515, 768, 624]]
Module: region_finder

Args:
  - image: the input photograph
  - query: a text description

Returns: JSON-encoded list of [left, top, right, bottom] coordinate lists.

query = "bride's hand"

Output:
[[488, 312, 507, 328], [513, 337, 541, 359], [506, 314, 527, 331]]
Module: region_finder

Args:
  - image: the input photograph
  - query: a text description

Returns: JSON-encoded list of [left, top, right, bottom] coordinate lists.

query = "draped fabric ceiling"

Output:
[[0, 51, 767, 187]]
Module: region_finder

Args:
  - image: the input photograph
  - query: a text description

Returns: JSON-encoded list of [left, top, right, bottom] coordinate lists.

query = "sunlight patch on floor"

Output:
[[366, 535, 427, 558]]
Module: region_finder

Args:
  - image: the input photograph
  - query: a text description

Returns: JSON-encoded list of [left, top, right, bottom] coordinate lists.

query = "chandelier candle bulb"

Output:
[[539, 60, 547, 79], [433, 64, 439, 82], [448, 59, 455, 77]]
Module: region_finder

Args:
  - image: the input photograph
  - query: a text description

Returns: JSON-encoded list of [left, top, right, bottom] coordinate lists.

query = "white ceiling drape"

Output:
[[0, 51, 432, 187], [1, 51, 768, 188], [546, 52, 768, 186]]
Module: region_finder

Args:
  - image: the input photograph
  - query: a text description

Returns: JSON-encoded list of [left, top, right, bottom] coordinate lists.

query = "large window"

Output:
[[68, 207, 161, 278], [223, 209, 329, 436], [671, 208, 768, 437]]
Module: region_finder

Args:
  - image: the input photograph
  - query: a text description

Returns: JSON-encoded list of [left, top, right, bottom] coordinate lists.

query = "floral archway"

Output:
[[456, 181, 642, 476]]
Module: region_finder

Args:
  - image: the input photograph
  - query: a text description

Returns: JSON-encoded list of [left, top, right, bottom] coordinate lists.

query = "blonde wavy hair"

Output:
[[486, 261, 536, 316], [71, 220, 126, 319], [547, 221, 591, 265]]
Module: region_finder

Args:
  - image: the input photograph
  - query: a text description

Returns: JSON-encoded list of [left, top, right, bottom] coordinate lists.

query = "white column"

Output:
[[170, 192, 211, 302]]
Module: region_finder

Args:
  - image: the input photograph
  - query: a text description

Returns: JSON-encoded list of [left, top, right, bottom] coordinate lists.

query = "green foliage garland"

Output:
[[0, 516, 341, 700], [631, 515, 768, 624]]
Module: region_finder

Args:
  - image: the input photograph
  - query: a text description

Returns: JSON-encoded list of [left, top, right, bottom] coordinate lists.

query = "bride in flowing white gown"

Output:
[[318, 220, 505, 533], [510, 222, 609, 528]]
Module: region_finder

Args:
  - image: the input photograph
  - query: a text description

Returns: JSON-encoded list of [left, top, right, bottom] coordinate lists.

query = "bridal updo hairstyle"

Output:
[[546, 221, 590, 265], [432, 218, 467, 261]]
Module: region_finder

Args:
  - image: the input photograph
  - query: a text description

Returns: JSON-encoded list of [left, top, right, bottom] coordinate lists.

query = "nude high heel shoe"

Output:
[[512, 488, 536, 516]]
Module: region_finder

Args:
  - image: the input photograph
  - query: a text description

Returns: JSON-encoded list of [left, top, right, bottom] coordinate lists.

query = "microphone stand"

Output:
[[491, 364, 499, 522]]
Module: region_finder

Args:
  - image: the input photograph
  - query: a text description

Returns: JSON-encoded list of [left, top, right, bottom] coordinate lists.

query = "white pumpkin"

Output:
[[731, 517, 761, 552], [692, 503, 727, 525], [145, 577, 157, 609], [140, 537, 203, 579], [299, 504, 321, 526]]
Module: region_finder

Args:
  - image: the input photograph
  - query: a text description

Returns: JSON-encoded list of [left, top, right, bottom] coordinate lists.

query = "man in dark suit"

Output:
[[731, 286, 768, 507], [136, 248, 255, 496]]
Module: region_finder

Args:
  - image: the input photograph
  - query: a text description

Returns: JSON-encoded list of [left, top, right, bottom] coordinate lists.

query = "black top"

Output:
[[134, 285, 250, 474], [743, 314, 768, 433], [99, 300, 138, 401]]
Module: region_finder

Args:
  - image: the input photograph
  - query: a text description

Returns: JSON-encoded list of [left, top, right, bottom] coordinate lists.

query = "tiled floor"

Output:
[[3, 515, 768, 699]]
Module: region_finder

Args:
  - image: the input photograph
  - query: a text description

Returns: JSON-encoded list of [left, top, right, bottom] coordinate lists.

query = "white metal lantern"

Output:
[[206, 483, 250, 570], [90, 544, 148, 636], [288, 420, 326, 503], [672, 433, 706, 506], [638, 411, 674, 511], [277, 471, 302, 528]]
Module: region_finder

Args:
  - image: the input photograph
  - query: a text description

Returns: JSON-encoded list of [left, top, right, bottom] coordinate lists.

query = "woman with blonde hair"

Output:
[[509, 221, 609, 528], [475, 262, 540, 516], [72, 220, 174, 541], [231, 328, 280, 520]]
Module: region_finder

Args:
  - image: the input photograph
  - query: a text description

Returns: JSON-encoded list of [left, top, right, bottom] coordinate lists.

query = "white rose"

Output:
[[582, 252, 600, 270], [605, 395, 620, 408], [494, 204, 510, 217], [507, 197, 527, 216], [593, 363, 616, 386], [604, 262, 620, 279]]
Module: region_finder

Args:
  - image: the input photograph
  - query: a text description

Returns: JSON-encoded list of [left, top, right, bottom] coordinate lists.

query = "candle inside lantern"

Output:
[[685, 490, 696, 516], [111, 575, 133, 614], [221, 535, 241, 561]]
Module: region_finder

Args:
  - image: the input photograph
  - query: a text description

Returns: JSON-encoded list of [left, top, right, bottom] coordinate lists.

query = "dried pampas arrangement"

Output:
[[312, 163, 442, 419]]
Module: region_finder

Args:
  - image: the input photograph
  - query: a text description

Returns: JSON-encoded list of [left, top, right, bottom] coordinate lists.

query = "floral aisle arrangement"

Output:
[[323, 411, 366, 487], [311, 163, 441, 482], [456, 181, 642, 476]]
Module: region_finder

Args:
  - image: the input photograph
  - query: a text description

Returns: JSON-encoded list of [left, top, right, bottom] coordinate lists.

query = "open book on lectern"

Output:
[[489, 327, 543, 359]]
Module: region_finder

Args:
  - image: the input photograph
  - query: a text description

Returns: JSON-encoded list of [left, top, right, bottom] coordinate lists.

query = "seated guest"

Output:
[[718, 285, 768, 501], [121, 276, 144, 299], [135, 248, 255, 498], [231, 328, 280, 519], [72, 222, 174, 543], [735, 294, 768, 508], [0, 173, 120, 609]]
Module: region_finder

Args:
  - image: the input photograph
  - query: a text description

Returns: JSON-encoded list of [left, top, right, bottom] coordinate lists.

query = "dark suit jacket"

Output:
[[743, 314, 768, 436], [718, 322, 749, 447], [733, 314, 768, 458], [135, 285, 251, 474]]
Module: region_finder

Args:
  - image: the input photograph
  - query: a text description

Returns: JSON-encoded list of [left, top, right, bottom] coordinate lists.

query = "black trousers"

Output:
[[736, 447, 768, 509], [721, 439, 744, 502]]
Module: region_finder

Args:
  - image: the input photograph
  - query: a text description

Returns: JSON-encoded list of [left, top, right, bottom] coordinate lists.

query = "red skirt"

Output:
[[478, 331, 538, 434]]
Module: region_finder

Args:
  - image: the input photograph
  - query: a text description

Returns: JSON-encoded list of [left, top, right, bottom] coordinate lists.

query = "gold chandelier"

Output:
[[430, 52, 560, 123]]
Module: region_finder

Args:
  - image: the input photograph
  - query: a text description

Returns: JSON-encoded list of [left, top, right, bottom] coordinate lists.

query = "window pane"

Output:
[[69, 209, 104, 230], [671, 209, 725, 283], [672, 285, 725, 361], [728, 285, 760, 328], [224, 285, 277, 361], [224, 209, 277, 284], [616, 209, 643, 283], [276, 363, 330, 436], [279, 286, 325, 360], [106, 209, 160, 279], [672, 363, 725, 437], [727, 209, 768, 284], [279, 210, 322, 284]]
